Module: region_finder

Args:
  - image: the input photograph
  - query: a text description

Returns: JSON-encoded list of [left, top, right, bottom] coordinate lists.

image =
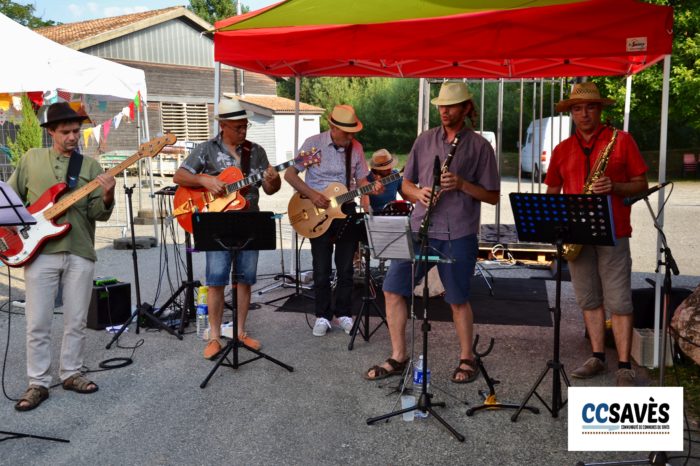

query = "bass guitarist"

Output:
[[284, 104, 382, 337], [8, 102, 115, 411], [173, 98, 281, 359]]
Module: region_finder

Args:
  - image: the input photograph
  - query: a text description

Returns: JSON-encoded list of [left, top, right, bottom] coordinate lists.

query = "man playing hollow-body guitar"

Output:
[[285, 104, 383, 337], [173, 98, 281, 359]]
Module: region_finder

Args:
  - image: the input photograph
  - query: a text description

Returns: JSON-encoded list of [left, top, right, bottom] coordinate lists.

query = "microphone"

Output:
[[622, 182, 670, 206]]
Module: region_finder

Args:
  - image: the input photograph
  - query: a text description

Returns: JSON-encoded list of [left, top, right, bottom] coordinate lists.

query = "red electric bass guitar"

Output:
[[0, 134, 177, 267], [172, 148, 321, 233]]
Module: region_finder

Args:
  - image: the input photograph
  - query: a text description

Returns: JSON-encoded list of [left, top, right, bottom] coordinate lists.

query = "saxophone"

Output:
[[561, 128, 618, 261]]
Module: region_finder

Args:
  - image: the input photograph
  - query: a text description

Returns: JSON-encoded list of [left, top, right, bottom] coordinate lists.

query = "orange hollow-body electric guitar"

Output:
[[172, 149, 320, 233]]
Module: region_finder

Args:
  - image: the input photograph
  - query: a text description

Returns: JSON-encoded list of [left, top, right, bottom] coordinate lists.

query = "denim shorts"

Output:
[[205, 250, 259, 286], [382, 234, 478, 305]]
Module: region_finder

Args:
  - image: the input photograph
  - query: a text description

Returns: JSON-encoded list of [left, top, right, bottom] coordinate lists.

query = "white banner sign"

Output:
[[568, 387, 683, 451]]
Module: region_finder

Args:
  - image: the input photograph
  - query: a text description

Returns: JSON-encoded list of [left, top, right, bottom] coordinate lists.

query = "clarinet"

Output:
[[419, 135, 460, 232]]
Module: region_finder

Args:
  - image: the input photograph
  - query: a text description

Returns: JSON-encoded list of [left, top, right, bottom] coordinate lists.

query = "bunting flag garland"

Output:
[[113, 112, 123, 130], [2, 91, 143, 147], [102, 119, 111, 140], [82, 128, 93, 149]]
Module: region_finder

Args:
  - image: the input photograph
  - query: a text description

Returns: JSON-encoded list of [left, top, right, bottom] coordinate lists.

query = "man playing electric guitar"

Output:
[[173, 98, 281, 359], [284, 104, 382, 337], [8, 102, 115, 411]]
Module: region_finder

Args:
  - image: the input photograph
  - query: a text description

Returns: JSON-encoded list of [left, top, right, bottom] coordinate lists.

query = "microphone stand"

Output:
[[367, 155, 465, 442]]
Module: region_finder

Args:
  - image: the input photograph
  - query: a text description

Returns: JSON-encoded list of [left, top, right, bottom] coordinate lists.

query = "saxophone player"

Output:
[[545, 82, 649, 386]]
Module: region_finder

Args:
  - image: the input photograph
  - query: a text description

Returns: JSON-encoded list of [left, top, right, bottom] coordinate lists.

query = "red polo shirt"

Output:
[[545, 126, 647, 238]]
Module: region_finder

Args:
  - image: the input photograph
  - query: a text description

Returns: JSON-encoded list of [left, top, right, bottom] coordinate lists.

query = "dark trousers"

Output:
[[310, 219, 357, 321]]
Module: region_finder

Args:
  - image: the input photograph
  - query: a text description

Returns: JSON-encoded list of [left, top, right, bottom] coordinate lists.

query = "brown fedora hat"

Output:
[[40, 102, 91, 127], [556, 82, 615, 113], [328, 104, 362, 133]]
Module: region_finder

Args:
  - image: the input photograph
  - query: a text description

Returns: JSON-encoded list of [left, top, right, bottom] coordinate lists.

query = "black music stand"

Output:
[[153, 186, 200, 334], [367, 159, 465, 442], [106, 185, 182, 349], [0, 182, 67, 444], [508, 193, 616, 421], [194, 211, 293, 388]]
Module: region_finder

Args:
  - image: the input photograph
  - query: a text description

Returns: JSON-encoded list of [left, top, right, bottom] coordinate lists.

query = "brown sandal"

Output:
[[15, 385, 49, 411], [62, 374, 98, 394], [451, 358, 479, 384], [364, 358, 408, 381]]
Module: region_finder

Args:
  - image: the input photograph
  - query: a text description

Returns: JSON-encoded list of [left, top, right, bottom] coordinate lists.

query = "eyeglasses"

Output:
[[228, 122, 252, 132]]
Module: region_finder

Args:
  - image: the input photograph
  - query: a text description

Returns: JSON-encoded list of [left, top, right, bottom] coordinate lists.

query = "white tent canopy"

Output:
[[0, 13, 146, 101]]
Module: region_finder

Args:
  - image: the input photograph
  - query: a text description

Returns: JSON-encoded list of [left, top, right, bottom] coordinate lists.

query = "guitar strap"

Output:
[[345, 143, 352, 189], [66, 150, 83, 189], [241, 140, 252, 176]]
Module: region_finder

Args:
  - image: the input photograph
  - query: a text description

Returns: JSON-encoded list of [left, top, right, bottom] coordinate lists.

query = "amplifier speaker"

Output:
[[87, 282, 131, 330]]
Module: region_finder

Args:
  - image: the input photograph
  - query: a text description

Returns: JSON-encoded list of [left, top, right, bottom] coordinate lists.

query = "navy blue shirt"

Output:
[[367, 169, 402, 212]]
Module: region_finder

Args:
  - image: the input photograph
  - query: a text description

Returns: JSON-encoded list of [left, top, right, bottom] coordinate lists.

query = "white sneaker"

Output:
[[335, 316, 354, 334], [312, 317, 331, 337]]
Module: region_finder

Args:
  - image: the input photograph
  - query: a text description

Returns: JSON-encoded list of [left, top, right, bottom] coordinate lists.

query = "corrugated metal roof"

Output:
[[235, 95, 324, 114]]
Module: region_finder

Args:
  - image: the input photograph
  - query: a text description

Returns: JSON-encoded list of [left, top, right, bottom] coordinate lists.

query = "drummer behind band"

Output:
[[366, 149, 405, 212]]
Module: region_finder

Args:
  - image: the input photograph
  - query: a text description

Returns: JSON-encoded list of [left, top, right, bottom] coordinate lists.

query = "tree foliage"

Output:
[[588, 0, 699, 149], [7, 94, 42, 165], [188, 0, 248, 24], [0, 0, 56, 27], [279, 77, 420, 153]]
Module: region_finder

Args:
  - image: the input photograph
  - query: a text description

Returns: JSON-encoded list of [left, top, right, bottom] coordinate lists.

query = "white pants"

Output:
[[24, 253, 95, 387]]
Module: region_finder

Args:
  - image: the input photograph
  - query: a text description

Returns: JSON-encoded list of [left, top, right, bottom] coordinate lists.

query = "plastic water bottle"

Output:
[[196, 303, 209, 340], [197, 286, 208, 305], [413, 355, 430, 418], [412, 354, 431, 390]]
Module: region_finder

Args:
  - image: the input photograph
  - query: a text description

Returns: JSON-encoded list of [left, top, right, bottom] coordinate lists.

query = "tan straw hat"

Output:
[[369, 149, 397, 170], [556, 82, 615, 113], [431, 81, 473, 106], [328, 104, 363, 133], [215, 98, 251, 121]]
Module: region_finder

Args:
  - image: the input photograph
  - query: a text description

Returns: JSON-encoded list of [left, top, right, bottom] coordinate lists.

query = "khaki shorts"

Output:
[[568, 237, 633, 315]]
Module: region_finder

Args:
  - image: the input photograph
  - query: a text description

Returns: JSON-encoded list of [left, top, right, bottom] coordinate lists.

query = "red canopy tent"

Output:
[[213, 0, 672, 79], [212, 0, 675, 367]]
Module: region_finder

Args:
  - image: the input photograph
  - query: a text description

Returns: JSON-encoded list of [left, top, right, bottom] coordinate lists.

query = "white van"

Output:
[[520, 116, 571, 177]]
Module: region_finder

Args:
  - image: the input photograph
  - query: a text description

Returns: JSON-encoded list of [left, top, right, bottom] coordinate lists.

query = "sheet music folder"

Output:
[[365, 215, 453, 264], [0, 181, 35, 226]]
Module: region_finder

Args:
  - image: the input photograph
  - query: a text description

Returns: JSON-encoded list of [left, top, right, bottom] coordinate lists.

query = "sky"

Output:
[[31, 0, 279, 24]]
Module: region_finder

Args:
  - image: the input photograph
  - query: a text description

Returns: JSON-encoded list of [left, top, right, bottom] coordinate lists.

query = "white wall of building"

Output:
[[273, 114, 321, 165]]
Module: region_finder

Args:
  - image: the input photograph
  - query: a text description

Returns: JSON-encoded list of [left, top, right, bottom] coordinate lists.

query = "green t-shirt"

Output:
[[7, 148, 114, 262]]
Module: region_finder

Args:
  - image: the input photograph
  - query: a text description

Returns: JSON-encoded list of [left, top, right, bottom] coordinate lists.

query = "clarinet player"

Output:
[[364, 81, 500, 383]]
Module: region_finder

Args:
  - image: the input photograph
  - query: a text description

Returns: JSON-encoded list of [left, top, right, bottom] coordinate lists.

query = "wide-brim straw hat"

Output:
[[431, 81, 473, 106], [327, 104, 362, 133], [215, 98, 251, 121], [39, 102, 91, 127], [370, 149, 397, 170], [556, 82, 615, 113]]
